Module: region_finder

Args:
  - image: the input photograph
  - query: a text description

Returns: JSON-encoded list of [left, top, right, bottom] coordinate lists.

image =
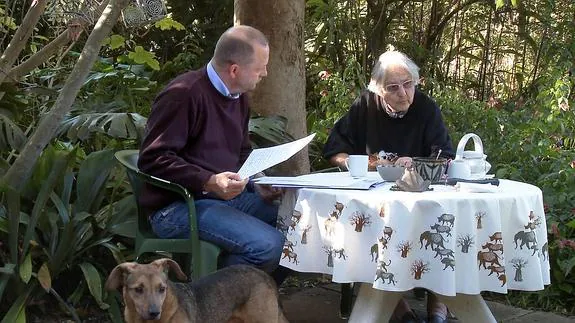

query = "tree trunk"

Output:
[[1, 0, 128, 192], [0, 0, 48, 85], [5, 31, 72, 81], [5, 1, 109, 83], [234, 0, 309, 176], [415, 270, 422, 280], [514, 268, 522, 281]]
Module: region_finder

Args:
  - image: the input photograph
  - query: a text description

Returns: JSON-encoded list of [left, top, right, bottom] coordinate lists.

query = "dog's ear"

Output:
[[152, 258, 188, 281], [105, 262, 138, 290]]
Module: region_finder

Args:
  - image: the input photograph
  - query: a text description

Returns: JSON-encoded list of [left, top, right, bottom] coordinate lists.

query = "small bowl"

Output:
[[376, 165, 406, 181]]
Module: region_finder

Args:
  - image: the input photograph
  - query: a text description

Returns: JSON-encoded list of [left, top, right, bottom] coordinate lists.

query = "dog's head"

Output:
[[105, 258, 188, 320]]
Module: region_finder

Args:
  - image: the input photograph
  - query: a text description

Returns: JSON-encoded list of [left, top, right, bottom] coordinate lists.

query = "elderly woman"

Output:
[[323, 50, 452, 322], [323, 50, 454, 171]]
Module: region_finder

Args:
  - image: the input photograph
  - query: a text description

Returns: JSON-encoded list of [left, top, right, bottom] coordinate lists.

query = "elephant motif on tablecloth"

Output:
[[514, 230, 537, 250]]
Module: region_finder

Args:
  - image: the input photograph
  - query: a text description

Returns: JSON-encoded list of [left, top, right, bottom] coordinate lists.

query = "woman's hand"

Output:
[[394, 156, 413, 168], [369, 156, 393, 170]]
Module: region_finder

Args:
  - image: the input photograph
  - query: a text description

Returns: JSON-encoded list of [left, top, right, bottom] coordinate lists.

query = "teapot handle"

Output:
[[455, 133, 484, 160]]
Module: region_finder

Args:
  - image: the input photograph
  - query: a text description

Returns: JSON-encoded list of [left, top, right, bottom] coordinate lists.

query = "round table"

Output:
[[277, 177, 550, 322]]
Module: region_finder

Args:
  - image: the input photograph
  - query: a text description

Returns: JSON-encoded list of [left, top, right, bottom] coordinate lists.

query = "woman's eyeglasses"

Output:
[[384, 80, 415, 93]]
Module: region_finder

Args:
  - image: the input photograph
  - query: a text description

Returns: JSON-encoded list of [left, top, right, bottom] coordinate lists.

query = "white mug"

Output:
[[345, 155, 369, 178]]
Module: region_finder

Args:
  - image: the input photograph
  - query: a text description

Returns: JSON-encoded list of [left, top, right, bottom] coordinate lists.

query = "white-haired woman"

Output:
[[324, 50, 454, 170], [323, 50, 452, 322]]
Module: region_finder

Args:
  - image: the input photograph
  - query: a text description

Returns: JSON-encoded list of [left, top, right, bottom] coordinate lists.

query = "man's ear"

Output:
[[228, 63, 239, 78]]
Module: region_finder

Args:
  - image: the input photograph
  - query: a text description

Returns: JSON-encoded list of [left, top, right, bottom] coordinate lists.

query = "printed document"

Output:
[[253, 171, 385, 190], [237, 133, 316, 179]]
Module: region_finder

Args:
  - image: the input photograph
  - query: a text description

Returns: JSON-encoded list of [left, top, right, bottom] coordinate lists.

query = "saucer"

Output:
[[468, 173, 495, 180]]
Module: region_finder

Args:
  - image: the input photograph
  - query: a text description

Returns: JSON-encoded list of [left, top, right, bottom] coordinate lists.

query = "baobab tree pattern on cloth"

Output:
[[277, 192, 550, 295]]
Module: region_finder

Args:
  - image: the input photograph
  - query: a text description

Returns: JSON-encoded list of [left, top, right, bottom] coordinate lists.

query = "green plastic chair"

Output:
[[114, 150, 221, 280]]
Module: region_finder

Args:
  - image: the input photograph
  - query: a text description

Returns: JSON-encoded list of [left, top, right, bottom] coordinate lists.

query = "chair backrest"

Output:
[[114, 150, 195, 231], [114, 150, 149, 232], [115, 150, 143, 195]]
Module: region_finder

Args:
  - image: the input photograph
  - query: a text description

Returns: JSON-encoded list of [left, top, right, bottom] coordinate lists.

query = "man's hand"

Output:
[[254, 184, 283, 202], [203, 172, 248, 200]]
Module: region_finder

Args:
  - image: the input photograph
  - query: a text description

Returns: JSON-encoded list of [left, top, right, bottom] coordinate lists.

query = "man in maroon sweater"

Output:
[[138, 26, 286, 279]]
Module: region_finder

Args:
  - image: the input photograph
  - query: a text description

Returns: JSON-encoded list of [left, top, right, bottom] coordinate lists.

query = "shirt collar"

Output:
[[207, 61, 240, 99], [384, 105, 407, 119], [375, 93, 407, 118]]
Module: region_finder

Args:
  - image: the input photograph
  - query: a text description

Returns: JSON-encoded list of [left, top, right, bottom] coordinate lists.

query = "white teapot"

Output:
[[447, 133, 492, 179]]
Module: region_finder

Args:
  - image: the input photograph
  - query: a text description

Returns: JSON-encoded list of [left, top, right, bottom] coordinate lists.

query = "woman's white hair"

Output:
[[367, 50, 420, 95]]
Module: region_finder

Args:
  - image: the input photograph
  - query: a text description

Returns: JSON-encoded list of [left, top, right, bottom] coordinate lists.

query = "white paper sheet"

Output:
[[253, 171, 385, 190], [237, 133, 316, 179]]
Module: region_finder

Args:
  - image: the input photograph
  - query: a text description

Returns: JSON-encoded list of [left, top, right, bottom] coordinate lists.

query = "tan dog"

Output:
[[105, 258, 289, 323]]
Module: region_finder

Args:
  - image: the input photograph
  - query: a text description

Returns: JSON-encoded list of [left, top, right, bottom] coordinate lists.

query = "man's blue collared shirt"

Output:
[[207, 62, 240, 99]]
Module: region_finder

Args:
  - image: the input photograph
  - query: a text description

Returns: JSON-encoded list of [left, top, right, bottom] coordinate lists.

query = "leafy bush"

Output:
[[307, 58, 366, 170], [436, 71, 575, 314], [0, 144, 136, 322]]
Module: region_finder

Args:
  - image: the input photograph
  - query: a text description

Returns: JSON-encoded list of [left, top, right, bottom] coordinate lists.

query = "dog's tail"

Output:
[[278, 306, 290, 323], [277, 297, 290, 323]]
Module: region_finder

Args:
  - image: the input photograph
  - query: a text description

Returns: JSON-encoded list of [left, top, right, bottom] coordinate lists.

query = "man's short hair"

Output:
[[213, 25, 268, 67], [368, 50, 420, 95]]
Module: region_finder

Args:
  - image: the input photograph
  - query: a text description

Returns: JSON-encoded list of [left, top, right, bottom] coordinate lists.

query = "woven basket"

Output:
[[121, 0, 167, 28]]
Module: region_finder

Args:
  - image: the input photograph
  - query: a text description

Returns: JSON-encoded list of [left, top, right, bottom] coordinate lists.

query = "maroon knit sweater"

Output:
[[137, 67, 252, 213]]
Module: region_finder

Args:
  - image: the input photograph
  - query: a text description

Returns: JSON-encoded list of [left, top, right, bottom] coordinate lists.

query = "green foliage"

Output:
[[128, 46, 160, 71], [58, 112, 147, 143], [103, 35, 126, 50], [249, 116, 294, 148], [0, 114, 26, 152], [0, 145, 136, 321], [436, 68, 575, 313], [154, 16, 185, 31], [307, 57, 366, 170]]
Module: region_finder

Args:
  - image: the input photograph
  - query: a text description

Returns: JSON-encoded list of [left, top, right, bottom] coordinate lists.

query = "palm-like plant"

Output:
[[0, 145, 135, 322]]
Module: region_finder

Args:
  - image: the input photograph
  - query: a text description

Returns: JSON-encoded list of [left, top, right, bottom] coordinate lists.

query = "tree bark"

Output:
[[5, 0, 110, 83], [0, 0, 48, 85], [5, 31, 72, 82], [234, 0, 309, 175], [4, 0, 109, 83], [1, 0, 127, 192]]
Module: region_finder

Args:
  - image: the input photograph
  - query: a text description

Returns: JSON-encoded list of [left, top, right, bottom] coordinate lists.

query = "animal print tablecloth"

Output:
[[277, 179, 550, 295]]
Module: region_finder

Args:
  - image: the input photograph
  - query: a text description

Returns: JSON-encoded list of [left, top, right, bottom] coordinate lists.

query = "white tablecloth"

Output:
[[277, 178, 550, 296]]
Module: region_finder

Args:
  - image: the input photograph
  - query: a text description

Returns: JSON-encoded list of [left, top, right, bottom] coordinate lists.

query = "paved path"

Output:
[[280, 281, 574, 323]]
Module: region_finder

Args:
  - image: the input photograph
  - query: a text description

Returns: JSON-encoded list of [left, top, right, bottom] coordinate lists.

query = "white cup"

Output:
[[345, 155, 369, 178]]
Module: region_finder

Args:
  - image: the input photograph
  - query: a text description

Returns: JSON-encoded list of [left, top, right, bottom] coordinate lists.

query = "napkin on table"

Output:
[[455, 182, 500, 193]]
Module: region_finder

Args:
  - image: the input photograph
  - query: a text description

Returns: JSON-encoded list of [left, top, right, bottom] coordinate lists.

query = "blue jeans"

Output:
[[150, 191, 285, 273]]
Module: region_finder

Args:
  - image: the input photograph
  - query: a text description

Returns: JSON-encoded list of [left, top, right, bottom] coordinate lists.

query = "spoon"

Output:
[[435, 149, 442, 160]]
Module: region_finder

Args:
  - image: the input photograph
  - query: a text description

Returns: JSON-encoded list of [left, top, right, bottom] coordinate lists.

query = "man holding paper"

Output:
[[137, 25, 287, 282]]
